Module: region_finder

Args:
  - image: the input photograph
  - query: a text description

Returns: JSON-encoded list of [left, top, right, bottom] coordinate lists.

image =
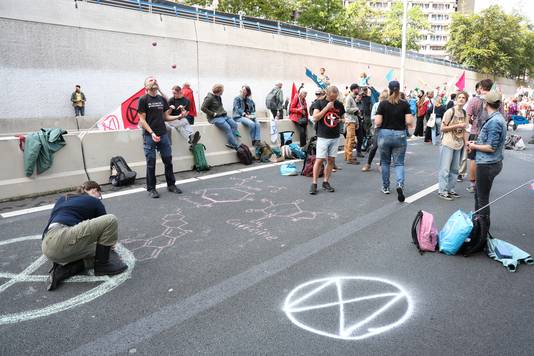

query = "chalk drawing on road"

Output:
[[283, 276, 413, 340], [181, 187, 255, 208], [246, 199, 338, 224], [122, 209, 192, 261], [181, 176, 287, 208], [226, 219, 279, 241], [0, 235, 134, 325]]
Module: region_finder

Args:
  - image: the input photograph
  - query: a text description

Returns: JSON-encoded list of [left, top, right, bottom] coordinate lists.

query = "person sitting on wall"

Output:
[[166, 85, 201, 146], [232, 85, 262, 147], [201, 84, 241, 150], [181, 82, 197, 125], [42, 181, 128, 291]]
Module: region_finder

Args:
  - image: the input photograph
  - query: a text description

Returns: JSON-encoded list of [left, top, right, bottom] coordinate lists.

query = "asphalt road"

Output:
[[1, 128, 534, 356]]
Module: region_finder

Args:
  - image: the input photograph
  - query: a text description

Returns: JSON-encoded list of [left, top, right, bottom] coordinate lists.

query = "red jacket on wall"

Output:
[[288, 95, 308, 123]]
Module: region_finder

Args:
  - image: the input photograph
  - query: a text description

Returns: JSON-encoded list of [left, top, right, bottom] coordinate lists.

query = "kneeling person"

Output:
[[41, 181, 127, 291]]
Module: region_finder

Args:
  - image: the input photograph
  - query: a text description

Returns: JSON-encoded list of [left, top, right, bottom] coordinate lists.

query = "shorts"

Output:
[[467, 134, 478, 160], [316, 137, 339, 159]]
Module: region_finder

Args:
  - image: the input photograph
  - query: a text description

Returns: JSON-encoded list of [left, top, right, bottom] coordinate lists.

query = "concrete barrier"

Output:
[[0, 118, 313, 201], [0, 134, 88, 200]]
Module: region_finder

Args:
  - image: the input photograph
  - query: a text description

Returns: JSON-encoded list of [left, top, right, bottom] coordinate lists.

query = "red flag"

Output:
[[455, 71, 465, 91], [291, 82, 298, 101], [97, 88, 145, 131]]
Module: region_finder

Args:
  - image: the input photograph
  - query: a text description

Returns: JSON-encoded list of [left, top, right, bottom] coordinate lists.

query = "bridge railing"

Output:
[[85, 0, 469, 70]]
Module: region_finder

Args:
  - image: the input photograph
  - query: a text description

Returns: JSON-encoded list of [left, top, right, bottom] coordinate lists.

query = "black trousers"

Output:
[[367, 130, 380, 165], [271, 109, 283, 120], [474, 161, 503, 224], [414, 116, 425, 136], [356, 118, 365, 153], [295, 121, 308, 147]]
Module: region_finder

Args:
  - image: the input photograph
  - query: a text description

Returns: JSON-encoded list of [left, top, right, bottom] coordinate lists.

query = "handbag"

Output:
[[427, 102, 436, 128], [298, 117, 308, 126], [427, 113, 436, 128]]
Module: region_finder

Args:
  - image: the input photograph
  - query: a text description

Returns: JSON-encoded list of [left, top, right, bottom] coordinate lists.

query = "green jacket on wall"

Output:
[[24, 128, 68, 176]]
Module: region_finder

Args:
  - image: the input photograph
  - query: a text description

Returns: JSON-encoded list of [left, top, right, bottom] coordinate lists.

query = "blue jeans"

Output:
[[438, 145, 461, 194], [235, 116, 261, 141], [431, 117, 442, 145], [378, 129, 407, 189], [74, 106, 85, 116], [143, 133, 175, 191], [213, 116, 239, 147]]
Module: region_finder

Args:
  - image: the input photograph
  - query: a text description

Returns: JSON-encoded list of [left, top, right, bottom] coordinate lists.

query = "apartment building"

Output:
[[345, 0, 476, 59]]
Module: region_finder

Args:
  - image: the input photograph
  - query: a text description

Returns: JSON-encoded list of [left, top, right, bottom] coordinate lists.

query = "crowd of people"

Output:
[[48, 70, 529, 291]]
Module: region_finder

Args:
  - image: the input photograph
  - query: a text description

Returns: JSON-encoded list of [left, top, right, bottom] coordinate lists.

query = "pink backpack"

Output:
[[411, 210, 438, 254]]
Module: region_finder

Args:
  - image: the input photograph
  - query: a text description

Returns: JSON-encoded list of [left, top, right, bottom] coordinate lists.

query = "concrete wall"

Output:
[[0, 119, 305, 201], [0, 0, 518, 122]]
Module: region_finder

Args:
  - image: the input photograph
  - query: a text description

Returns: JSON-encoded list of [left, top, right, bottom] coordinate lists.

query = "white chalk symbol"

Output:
[[283, 276, 413, 340], [0, 235, 134, 325]]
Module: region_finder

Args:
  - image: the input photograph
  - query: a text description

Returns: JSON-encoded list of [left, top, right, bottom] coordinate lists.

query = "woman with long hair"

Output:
[[374, 81, 414, 202], [414, 90, 427, 136], [232, 85, 261, 146], [437, 91, 469, 200], [41, 181, 128, 291]]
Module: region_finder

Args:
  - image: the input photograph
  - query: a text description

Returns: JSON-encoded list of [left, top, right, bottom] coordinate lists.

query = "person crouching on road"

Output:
[[374, 81, 414, 202], [232, 85, 262, 147], [138, 76, 184, 198], [201, 84, 241, 150], [42, 181, 127, 291], [309, 86, 345, 195]]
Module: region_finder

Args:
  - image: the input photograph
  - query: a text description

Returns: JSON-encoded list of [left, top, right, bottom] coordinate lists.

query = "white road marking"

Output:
[[404, 183, 439, 203], [0, 235, 135, 325], [0, 160, 300, 218]]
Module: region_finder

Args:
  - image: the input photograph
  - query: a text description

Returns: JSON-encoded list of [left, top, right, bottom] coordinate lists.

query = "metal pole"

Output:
[[399, 0, 408, 90]]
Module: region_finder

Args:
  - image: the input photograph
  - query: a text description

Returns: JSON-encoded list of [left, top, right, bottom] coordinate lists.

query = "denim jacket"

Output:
[[232, 96, 256, 119], [475, 111, 506, 164]]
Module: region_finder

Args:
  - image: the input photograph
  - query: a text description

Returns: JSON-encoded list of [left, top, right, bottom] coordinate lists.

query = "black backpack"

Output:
[[303, 136, 318, 156], [109, 156, 137, 186], [459, 214, 488, 256], [236, 144, 253, 165]]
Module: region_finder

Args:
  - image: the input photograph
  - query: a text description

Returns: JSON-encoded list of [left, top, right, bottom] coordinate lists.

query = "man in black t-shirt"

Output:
[[137, 76, 184, 198], [166, 85, 200, 145], [309, 86, 345, 195]]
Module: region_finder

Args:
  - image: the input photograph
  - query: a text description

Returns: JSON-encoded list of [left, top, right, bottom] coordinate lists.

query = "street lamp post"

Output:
[[399, 0, 408, 91]]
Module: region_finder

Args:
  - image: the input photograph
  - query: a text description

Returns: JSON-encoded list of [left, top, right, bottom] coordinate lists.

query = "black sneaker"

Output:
[[322, 182, 335, 192], [225, 144, 237, 150], [309, 183, 318, 195], [190, 131, 201, 146], [168, 185, 182, 194], [149, 189, 160, 198], [438, 192, 454, 201], [449, 191, 461, 198], [456, 175, 463, 182], [396, 187, 405, 202]]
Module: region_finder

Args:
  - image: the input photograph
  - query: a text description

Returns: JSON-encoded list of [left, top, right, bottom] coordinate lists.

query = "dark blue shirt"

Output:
[[42, 194, 107, 238]]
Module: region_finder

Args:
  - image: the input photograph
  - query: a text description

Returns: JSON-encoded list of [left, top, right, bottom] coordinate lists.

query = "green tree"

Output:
[[380, 1, 429, 50], [216, 0, 295, 22], [337, 0, 382, 42], [294, 0, 345, 35], [181, 0, 213, 7], [447, 5, 533, 78]]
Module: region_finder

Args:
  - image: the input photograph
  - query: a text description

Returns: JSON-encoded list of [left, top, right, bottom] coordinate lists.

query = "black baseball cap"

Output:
[[388, 80, 400, 91]]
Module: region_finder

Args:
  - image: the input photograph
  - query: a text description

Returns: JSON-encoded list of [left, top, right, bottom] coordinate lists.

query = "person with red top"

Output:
[[181, 82, 197, 125], [289, 90, 309, 147]]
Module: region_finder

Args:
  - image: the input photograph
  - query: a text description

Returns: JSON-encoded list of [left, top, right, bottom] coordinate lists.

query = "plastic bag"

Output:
[[280, 163, 298, 176], [438, 210, 473, 255]]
